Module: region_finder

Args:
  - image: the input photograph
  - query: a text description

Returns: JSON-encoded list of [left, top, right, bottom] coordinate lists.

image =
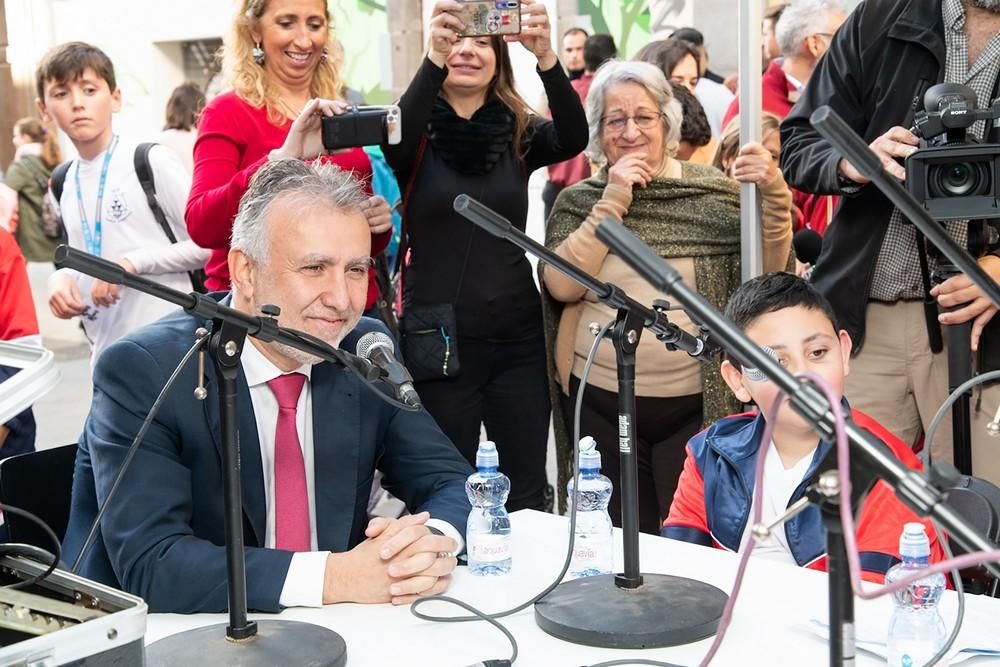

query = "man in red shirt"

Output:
[[723, 0, 848, 128], [541, 34, 618, 223], [722, 0, 848, 235]]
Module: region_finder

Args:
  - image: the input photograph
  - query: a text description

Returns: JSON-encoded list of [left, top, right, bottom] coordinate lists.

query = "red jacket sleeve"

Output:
[[662, 448, 712, 546], [852, 409, 947, 580]]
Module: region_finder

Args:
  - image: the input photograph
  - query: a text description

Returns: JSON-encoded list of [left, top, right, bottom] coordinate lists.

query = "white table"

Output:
[[146, 510, 1000, 666]]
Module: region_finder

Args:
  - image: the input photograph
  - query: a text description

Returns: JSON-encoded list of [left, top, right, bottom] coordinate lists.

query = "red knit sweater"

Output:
[[186, 92, 387, 307]]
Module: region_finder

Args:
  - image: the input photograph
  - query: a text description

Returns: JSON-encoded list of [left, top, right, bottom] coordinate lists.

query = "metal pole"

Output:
[[738, 0, 764, 281]]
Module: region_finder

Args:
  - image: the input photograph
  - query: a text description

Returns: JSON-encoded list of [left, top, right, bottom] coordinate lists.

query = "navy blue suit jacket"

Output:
[[62, 307, 472, 613]]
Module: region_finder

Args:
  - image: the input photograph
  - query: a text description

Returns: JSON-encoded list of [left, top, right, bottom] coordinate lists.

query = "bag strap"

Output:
[[397, 135, 428, 277], [396, 135, 428, 316], [50, 160, 71, 204], [917, 232, 944, 354], [134, 143, 179, 244], [21, 156, 50, 189], [134, 143, 206, 292]]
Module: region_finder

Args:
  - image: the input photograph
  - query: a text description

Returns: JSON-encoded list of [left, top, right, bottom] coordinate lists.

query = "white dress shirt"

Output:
[[241, 339, 464, 608]]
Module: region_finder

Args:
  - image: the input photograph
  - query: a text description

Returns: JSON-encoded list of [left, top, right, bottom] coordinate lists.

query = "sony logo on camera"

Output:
[[906, 83, 1000, 224]]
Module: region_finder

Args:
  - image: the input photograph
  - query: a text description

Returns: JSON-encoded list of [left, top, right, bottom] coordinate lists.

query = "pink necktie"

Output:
[[267, 373, 310, 552]]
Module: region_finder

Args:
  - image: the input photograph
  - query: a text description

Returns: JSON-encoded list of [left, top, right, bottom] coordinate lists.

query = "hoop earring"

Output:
[[252, 41, 265, 66]]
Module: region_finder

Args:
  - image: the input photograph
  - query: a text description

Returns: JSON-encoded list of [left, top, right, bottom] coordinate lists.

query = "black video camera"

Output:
[[906, 83, 1000, 224]]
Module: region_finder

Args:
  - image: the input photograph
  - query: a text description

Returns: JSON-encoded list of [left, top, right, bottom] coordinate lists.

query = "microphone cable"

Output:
[[71, 328, 209, 573], [921, 368, 1000, 469], [410, 320, 685, 667], [0, 502, 62, 590]]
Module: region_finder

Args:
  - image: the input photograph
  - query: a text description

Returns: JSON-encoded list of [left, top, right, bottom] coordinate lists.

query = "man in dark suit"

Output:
[[62, 158, 473, 614]]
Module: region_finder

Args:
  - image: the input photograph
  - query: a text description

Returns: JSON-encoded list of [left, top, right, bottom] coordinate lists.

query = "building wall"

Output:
[[4, 0, 395, 150]]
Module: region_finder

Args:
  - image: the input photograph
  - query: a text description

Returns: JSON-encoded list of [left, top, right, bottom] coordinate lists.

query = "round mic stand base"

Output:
[[534, 573, 728, 649], [145, 620, 347, 667]]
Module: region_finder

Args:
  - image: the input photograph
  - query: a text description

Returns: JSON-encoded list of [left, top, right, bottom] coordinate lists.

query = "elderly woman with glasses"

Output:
[[541, 60, 792, 533]]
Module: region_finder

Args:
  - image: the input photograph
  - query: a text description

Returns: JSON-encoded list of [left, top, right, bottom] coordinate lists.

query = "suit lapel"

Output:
[[202, 357, 267, 547], [311, 363, 360, 553]]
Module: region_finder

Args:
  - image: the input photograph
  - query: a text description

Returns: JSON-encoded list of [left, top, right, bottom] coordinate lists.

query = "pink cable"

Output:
[[699, 372, 1000, 666], [792, 370, 1000, 601], [698, 394, 778, 666]]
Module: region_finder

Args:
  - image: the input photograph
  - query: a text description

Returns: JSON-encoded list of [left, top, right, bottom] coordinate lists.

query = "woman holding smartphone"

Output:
[[384, 0, 588, 512]]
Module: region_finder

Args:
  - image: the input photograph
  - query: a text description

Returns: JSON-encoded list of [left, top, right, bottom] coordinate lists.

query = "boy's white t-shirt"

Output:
[[52, 138, 209, 364], [739, 443, 818, 567]]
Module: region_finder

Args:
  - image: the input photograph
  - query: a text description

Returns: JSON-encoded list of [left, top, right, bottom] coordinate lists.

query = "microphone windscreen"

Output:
[[793, 229, 823, 266], [355, 331, 395, 360], [742, 345, 779, 383]]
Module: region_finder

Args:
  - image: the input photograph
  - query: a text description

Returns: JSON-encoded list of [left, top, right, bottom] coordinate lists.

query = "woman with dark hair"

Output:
[[158, 82, 206, 173], [666, 82, 715, 164], [384, 0, 587, 512], [634, 38, 701, 93], [4, 117, 63, 261]]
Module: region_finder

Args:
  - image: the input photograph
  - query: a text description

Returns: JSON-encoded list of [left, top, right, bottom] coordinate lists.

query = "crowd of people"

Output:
[[1, 0, 997, 614]]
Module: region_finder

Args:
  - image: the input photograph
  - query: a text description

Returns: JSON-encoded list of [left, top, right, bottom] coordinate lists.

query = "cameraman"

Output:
[[780, 0, 1000, 484]]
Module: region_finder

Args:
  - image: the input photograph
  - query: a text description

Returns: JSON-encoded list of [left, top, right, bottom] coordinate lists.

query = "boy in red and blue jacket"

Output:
[[663, 272, 944, 580]]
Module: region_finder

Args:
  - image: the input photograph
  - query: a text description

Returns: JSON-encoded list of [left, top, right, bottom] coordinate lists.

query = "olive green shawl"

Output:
[[540, 161, 745, 510]]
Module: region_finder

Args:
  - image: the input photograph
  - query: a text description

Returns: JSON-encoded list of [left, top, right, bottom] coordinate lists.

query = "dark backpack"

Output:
[[50, 143, 206, 293]]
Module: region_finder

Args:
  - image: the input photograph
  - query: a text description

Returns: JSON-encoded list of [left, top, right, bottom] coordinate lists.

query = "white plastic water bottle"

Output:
[[567, 436, 613, 579], [885, 523, 947, 667], [465, 441, 512, 575]]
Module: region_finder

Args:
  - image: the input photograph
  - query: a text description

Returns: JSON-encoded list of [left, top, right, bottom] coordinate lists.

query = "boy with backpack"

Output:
[[36, 41, 208, 363]]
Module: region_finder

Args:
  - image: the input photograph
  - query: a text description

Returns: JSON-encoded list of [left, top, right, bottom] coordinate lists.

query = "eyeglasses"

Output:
[[601, 113, 664, 133]]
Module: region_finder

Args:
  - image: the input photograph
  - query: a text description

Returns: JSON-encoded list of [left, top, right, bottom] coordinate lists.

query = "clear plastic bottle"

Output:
[[465, 441, 512, 576], [885, 522, 947, 667], [566, 436, 614, 579]]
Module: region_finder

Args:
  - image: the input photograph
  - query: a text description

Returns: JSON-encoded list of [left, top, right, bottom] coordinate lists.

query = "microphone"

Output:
[[793, 229, 823, 266], [355, 331, 422, 409], [739, 345, 780, 383]]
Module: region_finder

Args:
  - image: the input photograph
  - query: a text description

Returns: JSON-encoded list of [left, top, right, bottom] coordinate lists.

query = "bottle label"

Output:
[[470, 535, 511, 563], [888, 640, 941, 667]]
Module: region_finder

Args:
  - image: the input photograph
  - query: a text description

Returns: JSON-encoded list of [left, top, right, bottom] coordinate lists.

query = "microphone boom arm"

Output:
[[453, 194, 709, 358]]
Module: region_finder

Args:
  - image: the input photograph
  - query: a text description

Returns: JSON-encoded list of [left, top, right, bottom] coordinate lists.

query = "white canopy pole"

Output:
[[739, 0, 764, 281]]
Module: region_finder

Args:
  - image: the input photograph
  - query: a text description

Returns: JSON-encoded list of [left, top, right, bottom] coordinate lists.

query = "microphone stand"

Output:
[[593, 216, 1000, 667], [56, 246, 407, 667], [453, 195, 728, 649]]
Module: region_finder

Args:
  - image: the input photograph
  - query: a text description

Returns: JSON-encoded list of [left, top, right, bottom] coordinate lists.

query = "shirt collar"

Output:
[[241, 337, 313, 388], [943, 0, 965, 32]]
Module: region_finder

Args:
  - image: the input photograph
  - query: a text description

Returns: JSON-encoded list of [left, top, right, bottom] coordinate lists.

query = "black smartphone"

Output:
[[321, 106, 400, 151]]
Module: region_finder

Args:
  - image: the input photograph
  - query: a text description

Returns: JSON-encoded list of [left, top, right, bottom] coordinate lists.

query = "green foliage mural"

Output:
[[329, 0, 392, 104], [577, 0, 652, 59]]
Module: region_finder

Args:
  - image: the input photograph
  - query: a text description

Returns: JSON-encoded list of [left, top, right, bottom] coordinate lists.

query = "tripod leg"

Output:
[[948, 320, 974, 475]]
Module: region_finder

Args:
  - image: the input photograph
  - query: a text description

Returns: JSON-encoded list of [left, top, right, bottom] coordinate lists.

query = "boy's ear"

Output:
[[35, 98, 50, 123], [111, 88, 122, 113], [720, 359, 753, 404], [838, 328, 853, 378]]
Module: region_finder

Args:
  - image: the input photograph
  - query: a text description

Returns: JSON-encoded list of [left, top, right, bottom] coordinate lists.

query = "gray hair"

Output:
[[776, 0, 846, 57], [584, 60, 683, 166], [231, 158, 368, 265]]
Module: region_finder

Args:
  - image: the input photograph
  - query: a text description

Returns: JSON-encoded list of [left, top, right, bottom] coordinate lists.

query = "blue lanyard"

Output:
[[74, 134, 119, 256]]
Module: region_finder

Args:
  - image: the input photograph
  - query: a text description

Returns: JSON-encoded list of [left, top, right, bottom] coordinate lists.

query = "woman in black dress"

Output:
[[384, 0, 588, 511]]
